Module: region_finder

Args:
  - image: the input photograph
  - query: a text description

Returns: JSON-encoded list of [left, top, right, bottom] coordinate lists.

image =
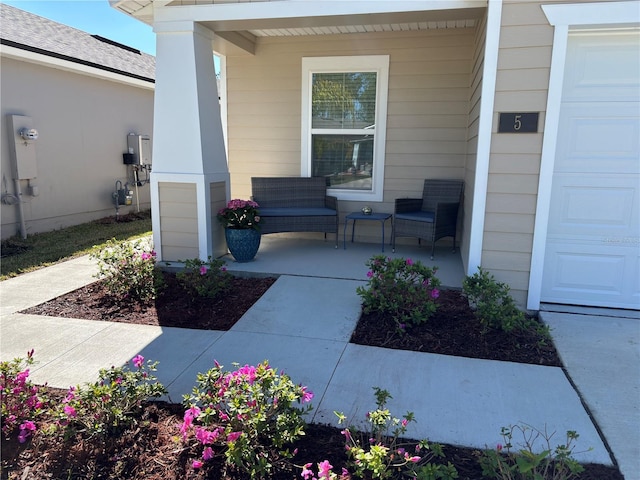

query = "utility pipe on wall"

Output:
[[13, 178, 27, 239]]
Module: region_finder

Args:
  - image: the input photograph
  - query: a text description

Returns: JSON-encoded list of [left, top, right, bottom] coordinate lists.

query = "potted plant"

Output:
[[217, 199, 262, 262]]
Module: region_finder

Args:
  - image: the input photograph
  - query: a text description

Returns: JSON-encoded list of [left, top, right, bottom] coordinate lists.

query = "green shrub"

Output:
[[357, 255, 441, 330], [176, 256, 232, 299], [462, 267, 532, 333], [479, 424, 586, 480], [91, 238, 164, 303]]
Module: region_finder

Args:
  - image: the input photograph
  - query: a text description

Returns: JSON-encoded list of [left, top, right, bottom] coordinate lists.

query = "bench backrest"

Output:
[[252, 177, 329, 208]]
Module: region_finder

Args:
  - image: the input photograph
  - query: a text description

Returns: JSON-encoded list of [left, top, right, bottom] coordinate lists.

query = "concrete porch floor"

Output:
[[221, 235, 466, 288]]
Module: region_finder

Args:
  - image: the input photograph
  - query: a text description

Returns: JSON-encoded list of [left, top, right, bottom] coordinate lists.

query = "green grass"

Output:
[[0, 211, 152, 280]]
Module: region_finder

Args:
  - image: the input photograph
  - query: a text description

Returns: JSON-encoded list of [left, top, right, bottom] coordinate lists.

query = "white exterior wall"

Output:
[[0, 56, 154, 239]]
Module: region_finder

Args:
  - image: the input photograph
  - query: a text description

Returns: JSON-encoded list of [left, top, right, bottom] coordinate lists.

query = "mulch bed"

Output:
[[7, 274, 623, 479]]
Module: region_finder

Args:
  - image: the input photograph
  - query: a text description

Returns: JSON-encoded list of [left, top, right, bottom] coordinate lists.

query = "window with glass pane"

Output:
[[311, 72, 376, 190]]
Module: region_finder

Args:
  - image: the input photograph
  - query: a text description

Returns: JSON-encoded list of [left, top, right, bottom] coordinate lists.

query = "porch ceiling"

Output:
[[111, 0, 485, 54]]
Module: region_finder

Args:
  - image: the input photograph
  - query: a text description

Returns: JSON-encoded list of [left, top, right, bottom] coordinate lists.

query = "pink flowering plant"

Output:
[[175, 256, 232, 299], [217, 199, 261, 230], [91, 238, 164, 303], [1, 350, 49, 444], [357, 255, 441, 330], [56, 355, 166, 439], [325, 388, 457, 480], [181, 360, 314, 479]]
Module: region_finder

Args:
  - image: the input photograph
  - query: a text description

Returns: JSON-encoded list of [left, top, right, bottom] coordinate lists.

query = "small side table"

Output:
[[344, 212, 392, 252]]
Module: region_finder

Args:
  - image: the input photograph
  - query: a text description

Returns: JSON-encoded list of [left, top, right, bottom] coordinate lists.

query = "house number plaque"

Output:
[[498, 112, 539, 133]]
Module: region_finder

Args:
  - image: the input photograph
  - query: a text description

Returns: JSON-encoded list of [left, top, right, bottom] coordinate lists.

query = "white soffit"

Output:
[[113, 0, 483, 32], [250, 19, 478, 37]]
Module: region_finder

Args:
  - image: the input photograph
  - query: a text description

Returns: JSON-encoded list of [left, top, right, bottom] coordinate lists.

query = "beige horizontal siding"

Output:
[[158, 182, 199, 261], [490, 133, 544, 155], [484, 212, 534, 235], [226, 27, 475, 203], [483, 231, 533, 253], [482, 250, 532, 272], [487, 174, 539, 196], [488, 153, 542, 175], [497, 46, 552, 70], [495, 68, 552, 92], [493, 91, 549, 113], [485, 193, 537, 214]]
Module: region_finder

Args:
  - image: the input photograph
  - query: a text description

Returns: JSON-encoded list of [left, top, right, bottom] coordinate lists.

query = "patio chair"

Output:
[[392, 179, 464, 259]]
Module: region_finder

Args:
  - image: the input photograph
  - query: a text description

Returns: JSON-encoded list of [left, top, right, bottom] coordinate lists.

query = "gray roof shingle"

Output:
[[0, 3, 155, 82]]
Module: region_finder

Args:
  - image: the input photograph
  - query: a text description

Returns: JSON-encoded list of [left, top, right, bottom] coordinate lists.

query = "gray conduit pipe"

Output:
[[14, 178, 27, 239]]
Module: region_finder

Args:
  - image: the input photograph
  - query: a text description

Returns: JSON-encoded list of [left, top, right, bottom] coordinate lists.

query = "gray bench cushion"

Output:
[[259, 207, 337, 217]]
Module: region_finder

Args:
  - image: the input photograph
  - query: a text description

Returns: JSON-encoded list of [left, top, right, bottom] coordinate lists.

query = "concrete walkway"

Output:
[[1, 252, 637, 478]]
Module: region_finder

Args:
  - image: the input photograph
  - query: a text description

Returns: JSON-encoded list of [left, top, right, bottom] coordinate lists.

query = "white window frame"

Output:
[[301, 55, 389, 202]]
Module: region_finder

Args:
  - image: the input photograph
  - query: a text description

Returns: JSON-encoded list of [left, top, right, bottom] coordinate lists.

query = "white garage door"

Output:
[[542, 30, 640, 310]]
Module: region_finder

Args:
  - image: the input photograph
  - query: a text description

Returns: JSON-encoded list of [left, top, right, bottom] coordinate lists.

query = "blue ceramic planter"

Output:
[[224, 228, 261, 262]]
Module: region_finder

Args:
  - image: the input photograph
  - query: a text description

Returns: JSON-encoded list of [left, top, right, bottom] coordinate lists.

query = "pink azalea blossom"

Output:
[[227, 431, 242, 443], [301, 462, 314, 479], [318, 460, 333, 478], [406, 258, 413, 266], [431, 288, 440, 299], [199, 265, 208, 275], [18, 421, 36, 443], [132, 354, 144, 368], [192, 460, 203, 469], [202, 446, 214, 460], [63, 405, 77, 417], [300, 386, 314, 403]]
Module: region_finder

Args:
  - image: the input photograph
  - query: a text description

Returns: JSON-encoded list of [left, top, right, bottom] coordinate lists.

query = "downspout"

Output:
[[466, 0, 503, 274]]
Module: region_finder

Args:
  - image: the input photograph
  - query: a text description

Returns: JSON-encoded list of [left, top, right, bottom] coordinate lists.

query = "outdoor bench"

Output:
[[251, 177, 339, 247]]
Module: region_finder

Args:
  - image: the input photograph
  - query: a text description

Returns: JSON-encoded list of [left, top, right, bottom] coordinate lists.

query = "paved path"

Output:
[[2, 256, 637, 477]]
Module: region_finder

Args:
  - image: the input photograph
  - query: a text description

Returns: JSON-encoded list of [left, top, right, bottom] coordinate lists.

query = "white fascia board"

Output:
[[0, 45, 154, 91], [543, 1, 640, 27], [155, 1, 487, 23]]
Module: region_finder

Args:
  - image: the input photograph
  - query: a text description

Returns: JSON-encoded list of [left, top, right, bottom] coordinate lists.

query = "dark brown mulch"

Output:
[[352, 289, 562, 367], [21, 272, 276, 331], [1, 391, 621, 480], [8, 275, 623, 479]]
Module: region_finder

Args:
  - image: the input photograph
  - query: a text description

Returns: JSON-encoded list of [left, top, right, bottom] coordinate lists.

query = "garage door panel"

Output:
[[555, 104, 640, 174], [563, 32, 640, 102], [543, 244, 638, 308], [547, 176, 639, 234]]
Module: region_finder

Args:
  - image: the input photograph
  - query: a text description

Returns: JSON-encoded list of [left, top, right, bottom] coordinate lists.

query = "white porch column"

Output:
[[150, 20, 229, 262]]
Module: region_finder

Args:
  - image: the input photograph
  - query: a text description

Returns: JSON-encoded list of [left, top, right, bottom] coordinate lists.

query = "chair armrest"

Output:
[[325, 195, 338, 211], [395, 198, 422, 213]]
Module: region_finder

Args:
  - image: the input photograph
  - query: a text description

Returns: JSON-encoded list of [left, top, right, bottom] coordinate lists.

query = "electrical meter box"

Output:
[[126, 133, 151, 165]]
